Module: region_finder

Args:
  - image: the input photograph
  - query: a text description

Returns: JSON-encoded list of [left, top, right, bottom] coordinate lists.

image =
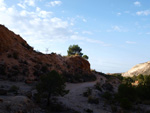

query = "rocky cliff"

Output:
[[122, 61, 150, 77], [0, 25, 95, 82]]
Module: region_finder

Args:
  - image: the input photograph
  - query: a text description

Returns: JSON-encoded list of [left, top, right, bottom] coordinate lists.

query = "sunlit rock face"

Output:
[[122, 61, 150, 77]]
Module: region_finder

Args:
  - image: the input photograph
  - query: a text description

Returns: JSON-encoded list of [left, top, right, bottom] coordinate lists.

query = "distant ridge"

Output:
[[122, 61, 150, 77]]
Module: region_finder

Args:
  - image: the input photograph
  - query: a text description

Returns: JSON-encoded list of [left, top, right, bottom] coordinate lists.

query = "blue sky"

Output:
[[0, 0, 150, 73]]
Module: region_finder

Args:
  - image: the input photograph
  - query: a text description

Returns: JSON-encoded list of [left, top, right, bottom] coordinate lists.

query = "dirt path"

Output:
[[58, 75, 111, 113]]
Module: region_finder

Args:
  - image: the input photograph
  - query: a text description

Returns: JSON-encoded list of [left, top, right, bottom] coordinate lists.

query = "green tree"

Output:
[[137, 74, 144, 85], [144, 75, 150, 86], [82, 55, 89, 60], [120, 98, 132, 110], [122, 77, 133, 84], [67, 44, 83, 56], [36, 70, 69, 106], [118, 84, 136, 101]]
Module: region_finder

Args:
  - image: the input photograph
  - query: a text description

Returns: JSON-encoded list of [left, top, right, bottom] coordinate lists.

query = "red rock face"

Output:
[[0, 25, 92, 81], [0, 25, 30, 53], [66, 56, 91, 74]]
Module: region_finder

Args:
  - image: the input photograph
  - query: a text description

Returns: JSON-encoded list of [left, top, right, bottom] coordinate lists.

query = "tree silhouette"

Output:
[[36, 70, 69, 106], [67, 44, 83, 56]]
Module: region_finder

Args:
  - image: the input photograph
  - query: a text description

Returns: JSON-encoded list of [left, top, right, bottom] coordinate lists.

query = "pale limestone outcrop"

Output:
[[122, 61, 150, 77]]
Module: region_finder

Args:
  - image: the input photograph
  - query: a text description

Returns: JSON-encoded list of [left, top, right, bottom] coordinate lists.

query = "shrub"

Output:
[[84, 108, 93, 113], [36, 70, 69, 106], [0, 64, 6, 75], [118, 84, 136, 101], [88, 96, 99, 104], [136, 85, 150, 100], [144, 75, 150, 86], [111, 73, 123, 81], [13, 51, 19, 59], [74, 74, 82, 82], [137, 74, 144, 85], [83, 92, 89, 97], [0, 89, 7, 95], [34, 93, 41, 103], [83, 88, 92, 97], [111, 105, 117, 112], [82, 55, 89, 60], [122, 77, 133, 84], [21, 42, 33, 50], [7, 54, 12, 58], [143, 100, 150, 105], [41, 65, 48, 72], [102, 92, 112, 100], [82, 74, 96, 82], [9, 85, 19, 93], [120, 98, 132, 110], [49, 102, 64, 112], [102, 83, 113, 92], [95, 82, 102, 92]]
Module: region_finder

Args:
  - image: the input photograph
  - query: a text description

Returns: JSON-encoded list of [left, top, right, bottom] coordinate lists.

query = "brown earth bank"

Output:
[[0, 24, 95, 82]]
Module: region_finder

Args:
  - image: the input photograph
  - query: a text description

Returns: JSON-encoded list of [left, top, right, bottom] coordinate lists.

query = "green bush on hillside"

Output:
[[94, 82, 102, 92], [83, 55, 89, 60], [88, 96, 99, 104], [115, 74, 150, 109], [83, 88, 92, 97], [36, 70, 69, 106], [120, 98, 132, 110]]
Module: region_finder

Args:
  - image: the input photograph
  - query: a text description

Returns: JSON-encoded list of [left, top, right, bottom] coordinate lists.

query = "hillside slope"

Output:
[[122, 61, 150, 77], [0, 25, 95, 82]]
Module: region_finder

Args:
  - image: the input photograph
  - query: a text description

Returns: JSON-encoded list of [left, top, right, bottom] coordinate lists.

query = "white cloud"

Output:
[[67, 16, 87, 24], [17, 0, 35, 9], [20, 10, 27, 16], [36, 7, 53, 18], [0, 0, 5, 6], [48, 1, 62, 7], [134, 1, 141, 6], [25, 0, 35, 6], [39, 11, 52, 18], [75, 15, 87, 23], [86, 38, 104, 45], [117, 12, 121, 16], [0, 0, 6, 11], [82, 31, 92, 35], [82, 18, 87, 22], [136, 10, 150, 16], [126, 41, 136, 44], [70, 35, 110, 46], [107, 26, 128, 32], [0, 0, 109, 53], [0, 1, 70, 44], [112, 26, 121, 32], [17, 3, 26, 9]]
